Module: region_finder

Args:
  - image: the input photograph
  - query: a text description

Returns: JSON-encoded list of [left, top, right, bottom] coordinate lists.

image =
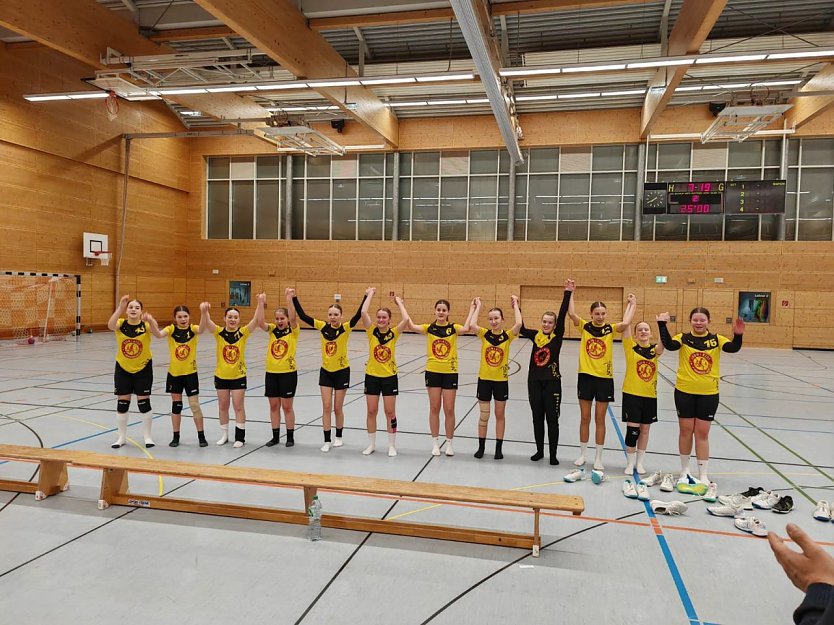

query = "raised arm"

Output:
[[394, 294, 411, 332], [143, 312, 167, 338], [722, 318, 745, 353], [291, 292, 315, 327], [555, 279, 574, 337], [107, 294, 129, 331], [285, 288, 298, 329], [246, 292, 266, 332], [656, 312, 680, 351], [360, 286, 375, 329], [199, 301, 218, 334], [509, 295, 522, 335], [615, 293, 637, 333], [349, 291, 369, 328], [567, 282, 581, 327], [462, 297, 481, 333]]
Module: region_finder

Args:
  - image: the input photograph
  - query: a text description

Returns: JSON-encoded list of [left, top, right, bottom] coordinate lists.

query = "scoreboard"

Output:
[[643, 180, 785, 215]]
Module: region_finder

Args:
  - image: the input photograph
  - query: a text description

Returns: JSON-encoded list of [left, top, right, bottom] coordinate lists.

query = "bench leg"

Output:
[[35, 460, 69, 501], [98, 468, 128, 510], [303, 486, 318, 511], [532, 508, 541, 558]]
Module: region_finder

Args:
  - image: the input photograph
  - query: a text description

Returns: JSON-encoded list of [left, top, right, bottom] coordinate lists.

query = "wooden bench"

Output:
[[0, 444, 584, 556]]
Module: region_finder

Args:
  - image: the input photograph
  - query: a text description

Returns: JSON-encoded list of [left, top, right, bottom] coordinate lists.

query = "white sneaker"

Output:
[[445, 441, 455, 456], [636, 482, 650, 501], [332, 437, 344, 448], [751, 491, 780, 510], [624, 464, 634, 475], [320, 441, 332, 453], [563, 468, 586, 483], [636, 464, 647, 475], [734, 515, 768, 537], [703, 482, 718, 503], [642, 471, 663, 487], [651, 500, 687, 515], [717, 493, 755, 510], [707, 504, 744, 517], [813, 500, 832, 522], [623, 478, 638, 499], [431, 442, 441, 456], [388, 446, 397, 457], [362, 444, 375, 456], [660, 474, 675, 492], [216, 432, 228, 446], [232, 441, 244, 448], [591, 469, 606, 485], [574, 455, 586, 467]]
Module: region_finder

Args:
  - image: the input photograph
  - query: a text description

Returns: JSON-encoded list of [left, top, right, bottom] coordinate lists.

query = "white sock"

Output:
[[363, 432, 376, 455], [233, 422, 245, 448], [431, 436, 440, 456], [388, 432, 397, 457], [624, 451, 635, 474], [113, 414, 128, 447], [445, 438, 454, 456], [679, 454, 690, 479], [636, 449, 647, 474], [697, 459, 709, 483], [574, 442, 588, 465], [593, 445, 605, 470], [216, 424, 228, 445], [141, 415, 155, 447]]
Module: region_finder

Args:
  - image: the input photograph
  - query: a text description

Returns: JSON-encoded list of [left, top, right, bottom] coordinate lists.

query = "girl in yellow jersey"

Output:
[[199, 294, 265, 448], [657, 307, 744, 486], [406, 299, 474, 457], [468, 296, 522, 460], [292, 288, 367, 453], [146, 305, 207, 448], [621, 319, 664, 475], [359, 287, 411, 457], [568, 289, 636, 470], [258, 288, 300, 449], [107, 295, 155, 449]]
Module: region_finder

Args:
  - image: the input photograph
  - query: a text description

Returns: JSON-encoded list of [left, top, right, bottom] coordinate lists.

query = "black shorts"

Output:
[[621, 392, 658, 425], [364, 374, 399, 396], [674, 389, 719, 421], [265, 371, 298, 398], [214, 376, 247, 390], [319, 367, 350, 389], [166, 372, 199, 396], [114, 361, 153, 396], [477, 379, 509, 402], [425, 371, 458, 390], [577, 373, 615, 402]]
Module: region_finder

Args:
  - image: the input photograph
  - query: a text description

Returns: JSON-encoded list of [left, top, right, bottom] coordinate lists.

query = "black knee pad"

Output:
[[117, 399, 130, 414], [390, 417, 398, 432], [625, 426, 640, 448], [137, 398, 152, 414], [171, 400, 183, 415]]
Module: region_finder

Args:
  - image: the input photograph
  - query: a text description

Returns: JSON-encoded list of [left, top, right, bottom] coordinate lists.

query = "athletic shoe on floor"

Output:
[[718, 487, 763, 506], [734, 516, 768, 537], [320, 442, 332, 453], [676, 475, 708, 496], [707, 504, 744, 517], [660, 473, 675, 492], [651, 500, 687, 515], [591, 469, 606, 485], [563, 468, 586, 483], [717, 493, 755, 510], [623, 478, 638, 499], [703, 482, 718, 503], [751, 491, 780, 510], [636, 482, 650, 501], [642, 471, 663, 487], [772, 496, 794, 514], [813, 500, 832, 522]]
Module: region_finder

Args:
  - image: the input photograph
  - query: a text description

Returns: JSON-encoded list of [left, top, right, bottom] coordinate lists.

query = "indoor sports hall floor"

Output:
[[0, 329, 831, 625]]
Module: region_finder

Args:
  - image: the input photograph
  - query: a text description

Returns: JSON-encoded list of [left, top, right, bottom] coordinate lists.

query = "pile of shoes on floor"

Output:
[[705, 486, 793, 537]]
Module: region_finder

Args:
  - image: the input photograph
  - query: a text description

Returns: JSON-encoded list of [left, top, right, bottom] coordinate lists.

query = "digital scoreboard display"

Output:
[[666, 182, 724, 214], [642, 180, 784, 215], [724, 180, 786, 214]]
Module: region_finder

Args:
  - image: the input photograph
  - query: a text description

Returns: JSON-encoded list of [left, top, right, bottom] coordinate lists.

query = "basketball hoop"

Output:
[[104, 91, 119, 121], [93, 251, 112, 266]]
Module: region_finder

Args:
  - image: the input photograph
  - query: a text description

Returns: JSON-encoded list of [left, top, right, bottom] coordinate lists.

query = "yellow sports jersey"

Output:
[[365, 327, 400, 378], [578, 317, 617, 378], [422, 323, 462, 374], [477, 328, 515, 382], [114, 319, 152, 373], [214, 326, 250, 380], [673, 332, 731, 395], [266, 323, 299, 374], [622, 337, 659, 398], [164, 324, 199, 377], [313, 319, 352, 372]]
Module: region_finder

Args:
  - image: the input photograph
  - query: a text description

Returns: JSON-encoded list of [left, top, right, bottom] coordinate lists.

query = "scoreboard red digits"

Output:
[[667, 182, 724, 214]]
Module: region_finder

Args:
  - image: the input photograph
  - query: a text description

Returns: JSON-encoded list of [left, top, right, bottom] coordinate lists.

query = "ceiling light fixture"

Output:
[[415, 73, 476, 82], [308, 79, 363, 87], [626, 59, 693, 69], [205, 85, 258, 93], [562, 64, 626, 73], [695, 54, 766, 64], [767, 49, 834, 60], [360, 77, 417, 86]]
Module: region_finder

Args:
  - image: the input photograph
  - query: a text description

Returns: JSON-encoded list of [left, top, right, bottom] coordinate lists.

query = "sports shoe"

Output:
[[320, 441, 332, 453], [703, 482, 718, 503], [563, 468, 586, 483], [717, 493, 755, 510], [636, 482, 650, 501], [332, 437, 344, 448], [734, 516, 768, 537], [642, 471, 663, 487], [772, 496, 794, 514], [445, 441, 455, 456], [660, 474, 675, 492], [813, 500, 832, 522], [431, 442, 441, 457], [622, 478, 638, 499], [751, 491, 780, 510], [718, 487, 763, 506], [676, 475, 708, 496], [651, 500, 687, 515], [707, 504, 744, 517], [591, 469, 605, 485]]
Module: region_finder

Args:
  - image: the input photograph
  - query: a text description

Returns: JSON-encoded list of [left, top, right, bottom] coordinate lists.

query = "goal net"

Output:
[[0, 273, 81, 343]]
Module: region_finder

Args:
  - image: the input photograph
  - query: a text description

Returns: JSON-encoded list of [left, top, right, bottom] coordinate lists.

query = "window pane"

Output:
[[590, 172, 622, 240], [231, 180, 254, 239], [647, 144, 657, 170], [359, 153, 385, 177], [412, 177, 439, 240], [256, 180, 280, 239], [292, 155, 305, 177], [440, 176, 467, 240], [692, 170, 724, 182], [470, 150, 499, 175], [291, 180, 304, 240], [414, 152, 440, 176], [529, 148, 559, 173], [515, 149, 529, 173], [728, 141, 762, 167], [307, 155, 331, 178], [593, 145, 623, 171], [331, 155, 357, 178], [306, 179, 330, 239], [559, 173, 590, 241], [514, 176, 528, 240], [384, 178, 394, 241], [331, 179, 356, 240], [399, 152, 412, 176], [208, 157, 229, 179], [788, 139, 799, 166], [798, 167, 834, 240], [786, 169, 798, 238], [641, 215, 654, 240], [207, 180, 229, 239], [688, 214, 722, 241], [257, 156, 280, 179], [358, 178, 383, 240], [497, 175, 509, 241], [727, 169, 761, 181], [763, 168, 781, 180], [398, 178, 411, 241], [385, 153, 394, 175], [760, 214, 779, 240], [764, 140, 781, 167], [527, 175, 557, 240], [230, 157, 255, 180], [621, 172, 637, 240], [725, 215, 758, 241], [469, 176, 497, 241], [802, 139, 834, 166], [658, 143, 690, 169], [441, 151, 468, 177], [499, 150, 510, 174], [657, 171, 689, 183], [654, 215, 687, 240], [625, 145, 639, 170]]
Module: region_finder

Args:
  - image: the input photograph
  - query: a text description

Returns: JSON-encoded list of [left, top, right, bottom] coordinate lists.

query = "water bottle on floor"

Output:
[[307, 495, 322, 541]]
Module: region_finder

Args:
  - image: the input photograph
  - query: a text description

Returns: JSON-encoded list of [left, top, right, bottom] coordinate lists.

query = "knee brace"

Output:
[[117, 399, 130, 414], [187, 395, 204, 419], [171, 400, 183, 415], [137, 398, 152, 414], [389, 417, 397, 432], [625, 426, 640, 448], [479, 401, 491, 426]]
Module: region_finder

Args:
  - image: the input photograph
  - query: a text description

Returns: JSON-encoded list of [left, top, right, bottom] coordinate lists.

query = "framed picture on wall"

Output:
[[229, 281, 251, 307], [738, 291, 770, 323]]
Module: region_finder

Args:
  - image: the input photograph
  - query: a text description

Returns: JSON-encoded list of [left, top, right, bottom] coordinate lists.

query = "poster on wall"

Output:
[[738, 291, 770, 323], [228, 281, 251, 307]]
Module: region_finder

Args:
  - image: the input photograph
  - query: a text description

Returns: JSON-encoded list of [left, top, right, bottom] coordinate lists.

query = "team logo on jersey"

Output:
[[373, 344, 392, 363], [174, 344, 191, 361], [271, 340, 288, 360], [325, 341, 337, 357], [534, 347, 550, 367], [223, 344, 240, 364], [485, 346, 504, 367], [432, 338, 451, 359], [585, 338, 606, 359], [121, 339, 143, 359], [689, 351, 713, 375], [636, 359, 656, 382]]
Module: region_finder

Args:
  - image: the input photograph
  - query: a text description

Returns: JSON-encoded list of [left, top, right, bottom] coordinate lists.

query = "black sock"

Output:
[[266, 428, 281, 447], [169, 432, 180, 447], [549, 445, 559, 465], [495, 439, 504, 460], [335, 427, 343, 438], [324, 429, 332, 442], [197, 430, 207, 447], [474, 437, 486, 459], [530, 447, 544, 461], [234, 426, 245, 443], [286, 428, 295, 447]]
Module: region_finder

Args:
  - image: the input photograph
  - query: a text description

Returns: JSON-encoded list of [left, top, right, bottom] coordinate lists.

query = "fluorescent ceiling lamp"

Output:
[[752, 79, 802, 87], [155, 88, 208, 95], [67, 92, 110, 99], [516, 94, 559, 101], [415, 73, 475, 82], [562, 64, 626, 73], [676, 85, 703, 92], [360, 77, 417, 85], [180, 111, 202, 116], [716, 82, 750, 89], [309, 79, 362, 87], [626, 59, 693, 69], [205, 85, 257, 92], [500, 68, 561, 77], [601, 89, 646, 96], [767, 49, 834, 60], [25, 94, 71, 101], [695, 54, 766, 64], [559, 92, 601, 99], [344, 144, 387, 150], [254, 83, 309, 90], [387, 101, 428, 106], [466, 98, 489, 104], [426, 99, 469, 105]]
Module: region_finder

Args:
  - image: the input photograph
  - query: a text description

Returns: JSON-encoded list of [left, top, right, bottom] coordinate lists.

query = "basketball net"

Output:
[[105, 91, 119, 121]]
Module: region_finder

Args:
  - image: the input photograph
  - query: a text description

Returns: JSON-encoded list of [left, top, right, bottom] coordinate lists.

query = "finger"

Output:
[[786, 523, 822, 556]]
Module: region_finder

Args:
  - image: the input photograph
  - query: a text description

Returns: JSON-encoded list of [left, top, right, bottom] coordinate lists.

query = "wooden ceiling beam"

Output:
[[785, 64, 834, 128]]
